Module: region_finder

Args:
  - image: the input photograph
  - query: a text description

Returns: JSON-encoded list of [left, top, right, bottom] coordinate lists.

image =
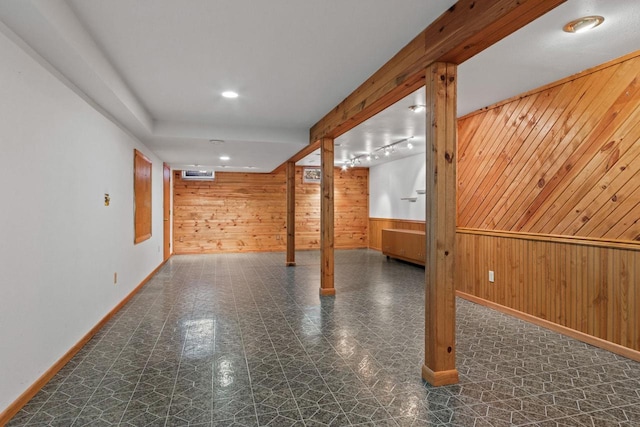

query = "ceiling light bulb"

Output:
[[219, 156, 230, 161], [222, 91, 239, 98], [342, 164, 348, 171], [384, 149, 390, 156], [563, 16, 604, 33], [366, 154, 371, 161], [374, 154, 380, 160], [407, 142, 413, 149]]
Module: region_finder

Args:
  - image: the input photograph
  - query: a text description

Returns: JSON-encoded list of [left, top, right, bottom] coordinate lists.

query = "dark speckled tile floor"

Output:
[[7, 249, 640, 426]]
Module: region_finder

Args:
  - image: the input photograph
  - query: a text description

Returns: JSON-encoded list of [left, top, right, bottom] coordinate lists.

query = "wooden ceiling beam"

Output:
[[309, 0, 567, 143], [272, 139, 320, 173]]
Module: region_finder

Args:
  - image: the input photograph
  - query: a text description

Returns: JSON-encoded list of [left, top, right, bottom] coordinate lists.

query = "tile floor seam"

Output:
[[228, 256, 261, 426], [250, 264, 356, 426], [237, 262, 308, 426], [155, 260, 200, 426], [259, 262, 402, 426], [67, 276, 169, 427], [12, 277, 154, 427], [7, 250, 640, 427]]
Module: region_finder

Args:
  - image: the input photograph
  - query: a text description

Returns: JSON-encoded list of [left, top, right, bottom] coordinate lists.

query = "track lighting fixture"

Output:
[[340, 136, 415, 171]]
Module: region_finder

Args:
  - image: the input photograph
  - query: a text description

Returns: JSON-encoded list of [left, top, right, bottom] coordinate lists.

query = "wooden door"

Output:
[[163, 163, 171, 260]]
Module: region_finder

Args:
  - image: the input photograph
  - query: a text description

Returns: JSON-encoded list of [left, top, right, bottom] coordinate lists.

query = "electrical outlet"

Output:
[[488, 270, 495, 283], [114, 272, 118, 284]]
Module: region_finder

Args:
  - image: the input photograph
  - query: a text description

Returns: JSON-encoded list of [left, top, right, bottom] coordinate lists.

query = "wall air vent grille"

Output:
[[182, 170, 214, 180]]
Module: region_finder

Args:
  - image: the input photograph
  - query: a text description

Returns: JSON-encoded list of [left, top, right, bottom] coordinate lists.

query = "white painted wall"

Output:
[[0, 31, 163, 411], [369, 153, 426, 220]]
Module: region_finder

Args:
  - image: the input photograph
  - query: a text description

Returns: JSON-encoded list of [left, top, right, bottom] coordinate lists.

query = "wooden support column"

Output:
[[422, 62, 459, 386], [320, 137, 335, 297], [286, 161, 296, 266]]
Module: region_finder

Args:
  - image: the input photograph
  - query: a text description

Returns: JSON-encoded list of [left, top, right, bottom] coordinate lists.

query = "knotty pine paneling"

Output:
[[173, 167, 368, 254], [457, 229, 640, 353], [369, 218, 425, 251], [458, 52, 640, 242], [295, 167, 369, 249]]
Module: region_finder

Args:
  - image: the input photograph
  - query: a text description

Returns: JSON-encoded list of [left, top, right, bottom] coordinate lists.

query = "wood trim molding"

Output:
[[0, 259, 169, 425], [457, 227, 640, 251], [369, 217, 426, 225], [421, 365, 459, 387], [134, 149, 152, 244], [459, 49, 640, 120], [457, 291, 640, 363]]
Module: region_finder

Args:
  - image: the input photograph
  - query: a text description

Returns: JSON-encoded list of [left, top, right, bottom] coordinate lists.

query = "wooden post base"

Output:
[[421, 364, 459, 386], [285, 262, 296, 267], [319, 288, 336, 297]]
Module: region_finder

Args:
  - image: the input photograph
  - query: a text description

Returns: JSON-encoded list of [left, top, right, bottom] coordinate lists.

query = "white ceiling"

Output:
[[301, 0, 640, 168], [0, 0, 638, 172]]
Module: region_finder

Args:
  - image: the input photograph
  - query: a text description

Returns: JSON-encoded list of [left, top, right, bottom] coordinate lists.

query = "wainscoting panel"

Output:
[[456, 228, 640, 353]]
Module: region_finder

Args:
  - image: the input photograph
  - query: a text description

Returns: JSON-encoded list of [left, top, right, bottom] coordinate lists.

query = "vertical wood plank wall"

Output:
[[173, 167, 368, 253], [296, 167, 368, 250], [457, 230, 639, 352], [456, 52, 640, 355]]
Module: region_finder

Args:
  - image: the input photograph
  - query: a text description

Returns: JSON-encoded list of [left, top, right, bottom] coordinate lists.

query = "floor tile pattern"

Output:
[[7, 250, 640, 426]]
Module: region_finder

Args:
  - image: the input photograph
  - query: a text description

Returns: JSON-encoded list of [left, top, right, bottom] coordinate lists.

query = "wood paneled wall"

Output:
[[458, 52, 640, 242], [455, 52, 640, 358], [173, 167, 368, 253], [369, 218, 425, 251], [457, 229, 640, 354], [296, 167, 369, 250]]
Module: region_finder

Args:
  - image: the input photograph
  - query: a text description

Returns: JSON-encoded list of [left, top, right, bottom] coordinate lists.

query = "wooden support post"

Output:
[[320, 137, 335, 297], [286, 161, 296, 266], [422, 62, 459, 386]]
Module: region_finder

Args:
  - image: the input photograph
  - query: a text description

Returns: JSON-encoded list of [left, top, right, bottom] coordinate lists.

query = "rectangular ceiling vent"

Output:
[[182, 170, 215, 180]]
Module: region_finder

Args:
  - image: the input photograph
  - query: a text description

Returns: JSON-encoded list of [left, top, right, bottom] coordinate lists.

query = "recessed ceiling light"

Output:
[[222, 91, 238, 98], [563, 15, 604, 33], [219, 156, 230, 161]]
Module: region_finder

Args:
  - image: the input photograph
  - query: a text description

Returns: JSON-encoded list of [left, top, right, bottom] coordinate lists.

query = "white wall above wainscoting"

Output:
[[369, 153, 426, 221]]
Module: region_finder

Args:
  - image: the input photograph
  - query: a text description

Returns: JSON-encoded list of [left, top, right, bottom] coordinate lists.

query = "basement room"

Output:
[[1, 1, 639, 426]]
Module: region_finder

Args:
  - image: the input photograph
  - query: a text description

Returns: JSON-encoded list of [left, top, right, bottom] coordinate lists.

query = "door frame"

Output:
[[163, 163, 171, 261]]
